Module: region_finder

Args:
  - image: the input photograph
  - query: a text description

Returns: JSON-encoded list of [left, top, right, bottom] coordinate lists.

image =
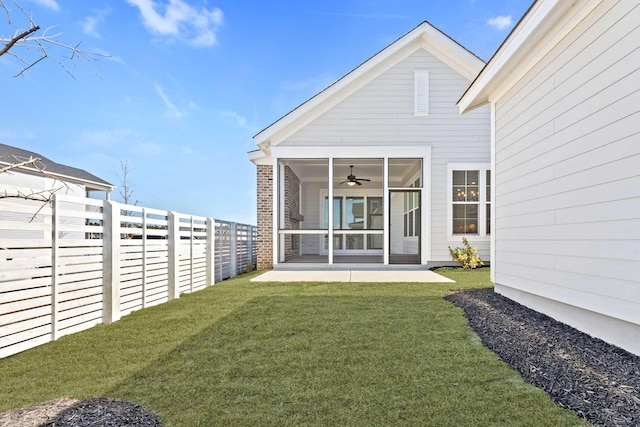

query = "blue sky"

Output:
[[1, 0, 531, 225]]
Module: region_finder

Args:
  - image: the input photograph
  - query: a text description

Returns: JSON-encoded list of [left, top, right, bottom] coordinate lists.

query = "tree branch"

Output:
[[0, 155, 70, 221], [0, 22, 38, 56], [0, 0, 107, 78], [0, 155, 39, 173]]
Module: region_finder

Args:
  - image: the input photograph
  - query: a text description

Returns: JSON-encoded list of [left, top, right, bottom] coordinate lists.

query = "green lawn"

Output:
[[0, 268, 585, 426]]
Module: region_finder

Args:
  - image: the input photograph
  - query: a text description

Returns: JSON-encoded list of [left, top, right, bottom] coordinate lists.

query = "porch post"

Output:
[[278, 161, 286, 263], [272, 157, 279, 267], [328, 157, 334, 265], [383, 158, 389, 265]]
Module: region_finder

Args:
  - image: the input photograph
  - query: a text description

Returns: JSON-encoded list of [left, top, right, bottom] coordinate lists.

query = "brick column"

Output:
[[256, 165, 273, 270]]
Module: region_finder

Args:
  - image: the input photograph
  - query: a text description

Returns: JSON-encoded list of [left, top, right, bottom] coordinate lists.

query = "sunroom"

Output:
[[269, 149, 430, 266]]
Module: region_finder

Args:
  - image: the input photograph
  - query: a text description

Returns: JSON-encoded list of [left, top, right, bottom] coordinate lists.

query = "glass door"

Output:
[[322, 194, 383, 254], [389, 190, 420, 264]]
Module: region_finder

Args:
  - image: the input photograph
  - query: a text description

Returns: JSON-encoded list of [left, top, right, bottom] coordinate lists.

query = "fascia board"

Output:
[[418, 32, 485, 81], [253, 33, 424, 146], [254, 21, 484, 147], [458, 0, 578, 113], [0, 161, 114, 191], [261, 43, 423, 147], [248, 150, 271, 165]]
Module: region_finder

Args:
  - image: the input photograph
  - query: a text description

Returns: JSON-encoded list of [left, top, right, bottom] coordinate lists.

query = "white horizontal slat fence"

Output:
[[0, 194, 256, 358]]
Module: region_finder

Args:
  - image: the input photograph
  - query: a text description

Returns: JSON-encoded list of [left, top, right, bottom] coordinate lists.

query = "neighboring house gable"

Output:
[[0, 143, 113, 194], [251, 22, 491, 270], [459, 0, 640, 355], [0, 143, 114, 240]]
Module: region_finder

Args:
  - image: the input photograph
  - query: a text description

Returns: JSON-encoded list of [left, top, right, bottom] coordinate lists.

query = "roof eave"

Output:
[[0, 161, 114, 191], [459, 0, 579, 114], [255, 21, 485, 146]]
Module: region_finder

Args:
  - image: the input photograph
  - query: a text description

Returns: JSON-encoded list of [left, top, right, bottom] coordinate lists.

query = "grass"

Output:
[[0, 268, 585, 426]]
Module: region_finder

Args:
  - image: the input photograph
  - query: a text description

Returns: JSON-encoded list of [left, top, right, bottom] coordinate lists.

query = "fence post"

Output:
[[103, 200, 121, 324], [189, 216, 194, 293], [247, 224, 253, 272], [230, 222, 237, 278], [252, 225, 257, 269], [51, 195, 60, 340], [206, 217, 215, 286], [167, 211, 180, 300], [142, 207, 147, 308]]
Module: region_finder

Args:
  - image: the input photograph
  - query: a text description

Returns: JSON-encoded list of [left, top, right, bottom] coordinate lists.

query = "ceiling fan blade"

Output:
[[339, 180, 349, 185], [357, 178, 371, 182], [356, 180, 362, 185]]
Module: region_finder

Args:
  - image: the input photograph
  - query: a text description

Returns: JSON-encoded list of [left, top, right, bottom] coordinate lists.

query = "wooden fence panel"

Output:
[[0, 194, 256, 358]]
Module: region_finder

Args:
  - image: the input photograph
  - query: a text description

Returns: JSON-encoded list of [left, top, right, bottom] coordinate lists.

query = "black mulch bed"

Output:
[[445, 287, 640, 427], [40, 398, 162, 427]]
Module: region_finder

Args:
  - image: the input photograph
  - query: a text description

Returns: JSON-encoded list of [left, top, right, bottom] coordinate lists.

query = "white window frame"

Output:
[[403, 177, 421, 238], [414, 71, 429, 116], [447, 163, 490, 238], [319, 189, 384, 255]]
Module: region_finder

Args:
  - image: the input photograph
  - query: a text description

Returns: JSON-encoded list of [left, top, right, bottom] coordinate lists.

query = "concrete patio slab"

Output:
[[250, 269, 454, 283]]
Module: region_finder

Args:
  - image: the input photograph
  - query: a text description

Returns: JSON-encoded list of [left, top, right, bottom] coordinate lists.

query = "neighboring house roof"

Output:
[[458, 0, 598, 113], [253, 21, 486, 153], [0, 143, 114, 191]]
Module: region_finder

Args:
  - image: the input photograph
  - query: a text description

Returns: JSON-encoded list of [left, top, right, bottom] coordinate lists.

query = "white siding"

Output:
[[0, 171, 88, 240], [493, 1, 640, 353], [300, 181, 323, 254], [282, 48, 491, 262]]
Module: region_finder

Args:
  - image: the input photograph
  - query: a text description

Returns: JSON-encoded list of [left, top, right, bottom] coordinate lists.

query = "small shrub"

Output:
[[448, 237, 484, 270]]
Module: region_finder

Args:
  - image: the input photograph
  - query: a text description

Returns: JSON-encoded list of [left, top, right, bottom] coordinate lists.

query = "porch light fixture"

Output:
[[347, 181, 357, 187]]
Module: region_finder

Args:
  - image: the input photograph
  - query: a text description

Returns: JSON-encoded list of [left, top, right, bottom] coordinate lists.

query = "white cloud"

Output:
[[80, 9, 110, 39], [125, 0, 223, 47], [27, 0, 60, 11], [79, 128, 138, 147], [0, 128, 35, 140], [154, 84, 186, 118], [220, 110, 258, 132], [220, 111, 247, 128], [487, 15, 512, 31]]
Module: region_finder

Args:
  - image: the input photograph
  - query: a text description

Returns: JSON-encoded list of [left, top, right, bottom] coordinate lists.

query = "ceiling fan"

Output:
[[340, 165, 371, 187]]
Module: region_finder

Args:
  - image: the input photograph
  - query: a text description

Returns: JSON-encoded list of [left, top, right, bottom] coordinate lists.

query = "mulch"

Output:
[[0, 398, 162, 427], [445, 287, 640, 427]]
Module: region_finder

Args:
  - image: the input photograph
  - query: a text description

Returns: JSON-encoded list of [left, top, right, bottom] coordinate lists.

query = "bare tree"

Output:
[[0, 0, 105, 77], [116, 159, 139, 206]]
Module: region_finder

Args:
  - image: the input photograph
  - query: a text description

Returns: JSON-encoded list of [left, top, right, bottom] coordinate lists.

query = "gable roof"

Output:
[[0, 143, 114, 190], [458, 0, 598, 113], [253, 21, 486, 151]]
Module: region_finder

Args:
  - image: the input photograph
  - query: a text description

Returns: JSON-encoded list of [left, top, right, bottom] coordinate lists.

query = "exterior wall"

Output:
[[0, 170, 87, 240], [256, 165, 273, 270], [300, 181, 323, 254], [281, 48, 491, 262], [493, 1, 640, 354], [283, 166, 301, 261]]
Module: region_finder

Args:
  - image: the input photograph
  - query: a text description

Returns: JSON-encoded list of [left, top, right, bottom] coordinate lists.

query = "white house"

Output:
[[0, 143, 113, 240], [250, 22, 492, 269], [459, 0, 640, 355]]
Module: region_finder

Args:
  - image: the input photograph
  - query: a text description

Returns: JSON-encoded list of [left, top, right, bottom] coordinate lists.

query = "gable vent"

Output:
[[414, 71, 429, 116]]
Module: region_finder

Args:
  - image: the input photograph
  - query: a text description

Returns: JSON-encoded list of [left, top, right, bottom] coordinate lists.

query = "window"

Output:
[[414, 71, 429, 116], [449, 164, 490, 236], [404, 178, 420, 238]]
